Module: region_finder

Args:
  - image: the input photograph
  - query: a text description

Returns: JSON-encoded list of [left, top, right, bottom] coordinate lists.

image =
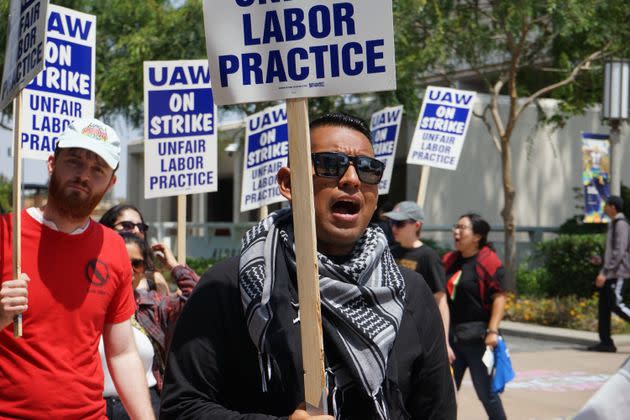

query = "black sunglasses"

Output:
[[390, 219, 415, 228], [311, 152, 384, 185], [131, 258, 145, 270], [116, 221, 149, 233]]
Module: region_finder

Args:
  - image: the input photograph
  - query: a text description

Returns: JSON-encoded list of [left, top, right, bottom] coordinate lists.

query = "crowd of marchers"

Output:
[[8, 112, 628, 419]]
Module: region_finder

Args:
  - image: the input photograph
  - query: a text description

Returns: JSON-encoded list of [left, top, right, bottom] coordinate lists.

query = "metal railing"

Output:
[[423, 224, 559, 243], [148, 221, 559, 261]]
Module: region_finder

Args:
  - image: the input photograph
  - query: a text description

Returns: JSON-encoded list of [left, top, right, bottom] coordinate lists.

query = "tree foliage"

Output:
[[2, 1, 627, 122], [90, 0, 207, 124], [413, 0, 630, 287], [0, 0, 208, 125], [382, 0, 630, 115], [377, 0, 447, 113], [0, 175, 12, 214]]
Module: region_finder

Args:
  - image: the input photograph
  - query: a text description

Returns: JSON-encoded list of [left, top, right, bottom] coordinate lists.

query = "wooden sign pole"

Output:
[[177, 195, 186, 265], [286, 98, 326, 413], [12, 93, 23, 338], [416, 165, 431, 208], [259, 205, 268, 220]]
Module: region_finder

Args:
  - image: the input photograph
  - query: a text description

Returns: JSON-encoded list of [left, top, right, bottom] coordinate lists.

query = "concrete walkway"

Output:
[[501, 320, 630, 347], [456, 321, 630, 419], [457, 348, 629, 420]]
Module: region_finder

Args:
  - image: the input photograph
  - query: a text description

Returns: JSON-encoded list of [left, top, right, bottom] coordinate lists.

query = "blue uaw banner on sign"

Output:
[[241, 103, 288, 212], [201, 0, 396, 105], [407, 86, 476, 171], [370, 105, 403, 195], [582, 133, 610, 223], [144, 60, 218, 199], [19, 4, 95, 160]]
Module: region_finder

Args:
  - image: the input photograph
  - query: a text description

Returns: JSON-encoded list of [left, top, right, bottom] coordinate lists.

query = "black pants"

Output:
[[452, 339, 507, 420], [598, 278, 630, 345], [105, 386, 160, 419]]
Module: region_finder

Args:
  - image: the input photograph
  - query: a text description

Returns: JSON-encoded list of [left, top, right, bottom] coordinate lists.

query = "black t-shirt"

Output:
[[445, 254, 506, 325], [391, 244, 446, 294]]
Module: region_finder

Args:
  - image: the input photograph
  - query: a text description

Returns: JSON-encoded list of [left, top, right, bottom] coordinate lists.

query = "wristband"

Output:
[[486, 329, 499, 335]]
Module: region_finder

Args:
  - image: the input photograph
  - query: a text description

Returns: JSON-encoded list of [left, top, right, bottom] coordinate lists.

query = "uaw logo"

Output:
[[85, 259, 110, 286], [81, 124, 108, 143]]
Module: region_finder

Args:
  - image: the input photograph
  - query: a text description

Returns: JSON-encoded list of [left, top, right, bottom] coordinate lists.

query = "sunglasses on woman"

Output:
[[115, 221, 149, 233], [311, 152, 385, 185], [131, 258, 145, 270]]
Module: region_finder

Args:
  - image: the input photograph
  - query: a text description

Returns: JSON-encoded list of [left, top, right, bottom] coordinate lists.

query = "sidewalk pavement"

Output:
[[501, 320, 630, 347], [457, 321, 630, 419]]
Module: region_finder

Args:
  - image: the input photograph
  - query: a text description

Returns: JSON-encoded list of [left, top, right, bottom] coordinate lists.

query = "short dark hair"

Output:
[[379, 201, 395, 213], [310, 112, 372, 143], [460, 212, 492, 249], [118, 230, 148, 255], [99, 203, 156, 272], [118, 231, 156, 286], [99, 203, 145, 229], [606, 195, 624, 212]]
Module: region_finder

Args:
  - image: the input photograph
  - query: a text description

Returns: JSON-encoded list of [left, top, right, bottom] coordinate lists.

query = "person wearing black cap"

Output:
[[589, 195, 630, 352], [384, 201, 455, 363]]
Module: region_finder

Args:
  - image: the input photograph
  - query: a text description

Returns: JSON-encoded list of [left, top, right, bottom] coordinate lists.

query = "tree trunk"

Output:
[[500, 137, 517, 291]]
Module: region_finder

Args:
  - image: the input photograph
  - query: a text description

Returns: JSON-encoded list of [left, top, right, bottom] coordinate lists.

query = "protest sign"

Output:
[[143, 60, 218, 199], [20, 5, 96, 160], [581, 133, 610, 223], [0, 0, 48, 111], [370, 105, 402, 195], [1, 0, 49, 337], [407, 86, 476, 171], [202, 0, 396, 105], [241, 103, 288, 212]]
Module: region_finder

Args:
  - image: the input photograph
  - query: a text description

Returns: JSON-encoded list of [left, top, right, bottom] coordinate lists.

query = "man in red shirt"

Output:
[[0, 118, 154, 419]]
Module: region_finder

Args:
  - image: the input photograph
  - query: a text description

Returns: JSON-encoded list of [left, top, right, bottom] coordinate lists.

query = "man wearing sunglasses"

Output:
[[0, 119, 154, 419], [385, 201, 455, 364], [161, 113, 456, 419]]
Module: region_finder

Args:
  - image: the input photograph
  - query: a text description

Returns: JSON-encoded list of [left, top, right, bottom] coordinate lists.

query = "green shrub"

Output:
[[516, 262, 549, 296], [422, 237, 450, 257], [531, 234, 605, 297], [186, 257, 219, 277], [0, 176, 11, 214]]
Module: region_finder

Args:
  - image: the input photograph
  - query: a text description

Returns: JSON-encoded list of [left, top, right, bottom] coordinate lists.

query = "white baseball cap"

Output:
[[56, 118, 121, 169]]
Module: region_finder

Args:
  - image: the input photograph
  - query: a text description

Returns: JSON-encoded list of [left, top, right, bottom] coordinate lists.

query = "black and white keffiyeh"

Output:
[[239, 208, 406, 418]]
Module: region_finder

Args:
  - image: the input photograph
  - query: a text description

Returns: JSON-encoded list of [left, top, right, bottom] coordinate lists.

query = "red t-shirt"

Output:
[[0, 210, 136, 419]]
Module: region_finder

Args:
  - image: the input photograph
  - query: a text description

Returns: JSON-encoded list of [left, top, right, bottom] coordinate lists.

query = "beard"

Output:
[[47, 170, 108, 220]]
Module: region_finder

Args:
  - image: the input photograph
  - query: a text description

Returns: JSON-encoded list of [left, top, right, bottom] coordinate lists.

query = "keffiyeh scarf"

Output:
[[239, 208, 406, 418]]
